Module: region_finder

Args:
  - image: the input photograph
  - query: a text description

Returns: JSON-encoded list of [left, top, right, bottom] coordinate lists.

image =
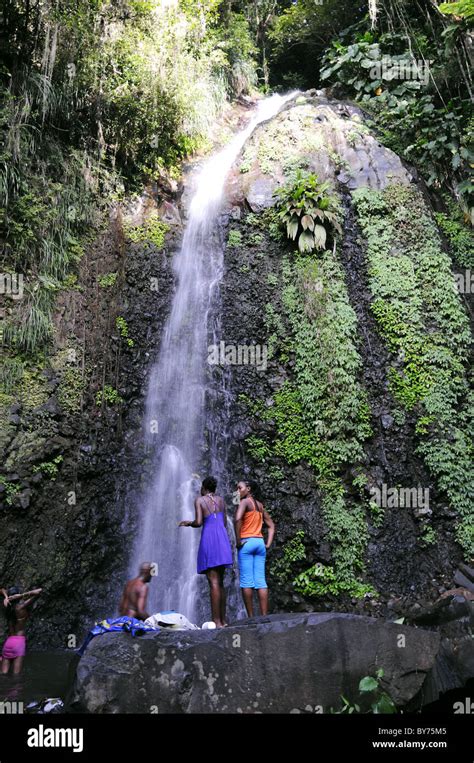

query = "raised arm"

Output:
[[179, 497, 203, 527], [21, 589, 42, 608], [263, 509, 275, 549]]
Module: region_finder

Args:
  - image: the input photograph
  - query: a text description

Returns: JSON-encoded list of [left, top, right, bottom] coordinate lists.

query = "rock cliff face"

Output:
[[0, 193, 180, 647], [69, 612, 445, 714], [212, 91, 472, 615], [1, 92, 472, 650]]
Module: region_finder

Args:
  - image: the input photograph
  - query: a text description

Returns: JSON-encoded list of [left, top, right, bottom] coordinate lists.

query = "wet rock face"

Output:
[[215, 90, 464, 613], [69, 613, 441, 713], [0, 199, 179, 648], [1, 91, 468, 648], [239, 94, 413, 212], [218, 211, 456, 609]]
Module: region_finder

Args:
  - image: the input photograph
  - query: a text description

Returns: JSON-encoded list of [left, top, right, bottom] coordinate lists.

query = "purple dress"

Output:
[[197, 496, 233, 574]]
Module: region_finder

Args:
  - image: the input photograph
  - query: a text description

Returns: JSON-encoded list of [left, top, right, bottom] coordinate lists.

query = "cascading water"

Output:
[[129, 93, 295, 624]]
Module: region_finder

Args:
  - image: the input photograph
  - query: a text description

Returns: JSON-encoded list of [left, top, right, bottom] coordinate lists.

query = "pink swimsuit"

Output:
[[2, 635, 26, 659]]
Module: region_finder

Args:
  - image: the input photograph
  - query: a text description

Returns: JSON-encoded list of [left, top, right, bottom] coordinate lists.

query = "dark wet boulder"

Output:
[[69, 612, 441, 714]]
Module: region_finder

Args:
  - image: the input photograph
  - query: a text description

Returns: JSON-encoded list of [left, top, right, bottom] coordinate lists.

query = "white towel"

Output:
[[145, 612, 199, 630]]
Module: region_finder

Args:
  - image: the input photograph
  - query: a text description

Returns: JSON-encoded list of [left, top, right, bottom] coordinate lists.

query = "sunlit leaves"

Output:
[[275, 171, 342, 252]]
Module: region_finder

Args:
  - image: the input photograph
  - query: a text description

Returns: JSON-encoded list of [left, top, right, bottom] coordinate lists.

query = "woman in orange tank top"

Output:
[[234, 480, 275, 618]]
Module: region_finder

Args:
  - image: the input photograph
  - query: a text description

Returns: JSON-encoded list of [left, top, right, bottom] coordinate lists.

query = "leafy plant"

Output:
[[32, 455, 63, 480], [275, 172, 342, 252], [353, 184, 473, 558], [293, 562, 374, 598], [331, 669, 397, 714], [115, 317, 134, 348], [320, 32, 473, 212], [227, 229, 243, 247], [0, 477, 21, 506], [439, 1, 474, 22], [272, 530, 307, 581], [434, 200, 474, 267], [96, 385, 124, 406], [124, 215, 169, 249], [98, 273, 118, 288], [245, 435, 272, 462], [419, 524, 437, 546]]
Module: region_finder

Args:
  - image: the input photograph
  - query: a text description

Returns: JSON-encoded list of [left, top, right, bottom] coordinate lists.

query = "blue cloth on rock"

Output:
[[78, 616, 159, 656]]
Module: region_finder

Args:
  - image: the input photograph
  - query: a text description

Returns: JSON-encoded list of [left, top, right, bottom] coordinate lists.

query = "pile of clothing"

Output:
[[78, 611, 211, 655]]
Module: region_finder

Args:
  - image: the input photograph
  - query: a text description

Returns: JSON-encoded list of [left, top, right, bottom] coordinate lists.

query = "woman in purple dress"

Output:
[[179, 476, 233, 627]]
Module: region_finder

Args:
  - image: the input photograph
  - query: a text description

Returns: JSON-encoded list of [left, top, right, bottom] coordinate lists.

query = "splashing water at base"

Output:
[[129, 93, 296, 624]]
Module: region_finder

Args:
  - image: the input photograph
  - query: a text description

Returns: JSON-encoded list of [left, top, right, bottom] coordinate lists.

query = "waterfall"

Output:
[[129, 93, 295, 624]]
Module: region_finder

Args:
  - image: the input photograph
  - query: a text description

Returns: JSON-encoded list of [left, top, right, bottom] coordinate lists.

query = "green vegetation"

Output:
[[0, 357, 24, 394], [434, 199, 474, 268], [331, 669, 397, 714], [420, 524, 437, 547], [1, 1, 259, 360], [227, 229, 243, 247], [369, 500, 385, 529], [57, 367, 86, 415], [49, 348, 87, 415], [98, 273, 118, 289], [115, 317, 134, 349], [62, 274, 80, 290], [281, 253, 372, 467], [244, 242, 374, 596], [439, 1, 474, 21], [96, 385, 124, 407], [124, 215, 169, 249], [244, 435, 272, 462], [17, 367, 50, 411], [353, 184, 473, 557], [294, 562, 374, 599], [0, 477, 21, 506], [271, 530, 307, 581], [275, 172, 342, 252], [32, 455, 63, 480]]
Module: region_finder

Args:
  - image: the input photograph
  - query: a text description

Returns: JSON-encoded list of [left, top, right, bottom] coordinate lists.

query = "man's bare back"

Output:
[[118, 563, 153, 620]]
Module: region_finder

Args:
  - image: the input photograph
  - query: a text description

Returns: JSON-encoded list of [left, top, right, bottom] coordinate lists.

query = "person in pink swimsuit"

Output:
[[1, 586, 42, 675]]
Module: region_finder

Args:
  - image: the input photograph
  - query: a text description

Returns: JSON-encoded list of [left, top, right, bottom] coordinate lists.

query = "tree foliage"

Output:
[[0, 0, 258, 355]]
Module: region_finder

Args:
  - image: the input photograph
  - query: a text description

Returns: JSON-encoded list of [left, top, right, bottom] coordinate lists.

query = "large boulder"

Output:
[[239, 94, 413, 213], [69, 613, 440, 713]]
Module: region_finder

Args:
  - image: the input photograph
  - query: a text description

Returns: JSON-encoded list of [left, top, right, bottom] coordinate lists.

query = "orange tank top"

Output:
[[241, 498, 263, 538]]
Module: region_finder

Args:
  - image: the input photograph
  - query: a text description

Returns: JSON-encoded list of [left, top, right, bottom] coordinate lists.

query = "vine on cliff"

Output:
[[243, 235, 375, 597], [352, 184, 473, 557]]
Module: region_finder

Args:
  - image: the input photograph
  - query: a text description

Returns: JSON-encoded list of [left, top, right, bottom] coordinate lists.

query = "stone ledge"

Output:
[[69, 612, 441, 714]]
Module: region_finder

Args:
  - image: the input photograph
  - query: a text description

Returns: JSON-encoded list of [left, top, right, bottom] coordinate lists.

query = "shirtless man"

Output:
[[1, 586, 42, 675], [118, 563, 153, 620]]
